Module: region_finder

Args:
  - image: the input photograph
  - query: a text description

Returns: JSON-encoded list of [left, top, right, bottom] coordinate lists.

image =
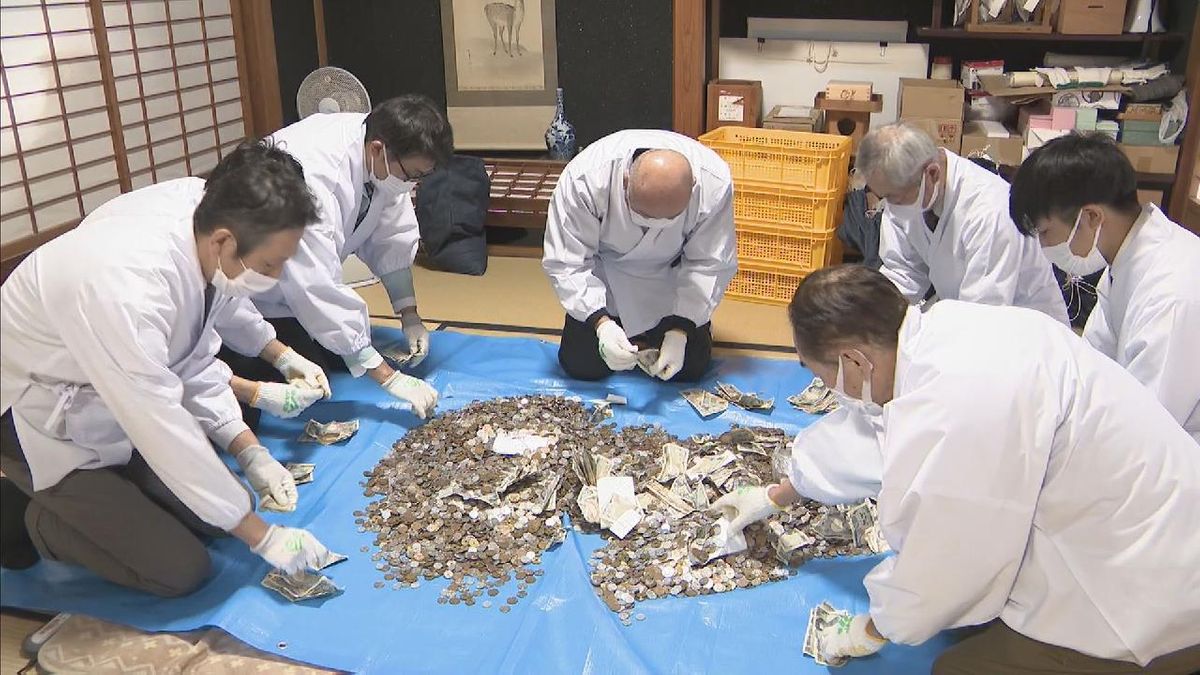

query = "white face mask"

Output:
[[368, 146, 416, 196], [630, 209, 686, 230], [882, 168, 940, 223], [1041, 208, 1107, 278], [212, 252, 279, 297], [833, 349, 884, 417]]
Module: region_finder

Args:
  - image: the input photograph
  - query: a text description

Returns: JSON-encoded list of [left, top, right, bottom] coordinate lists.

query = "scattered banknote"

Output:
[[313, 548, 348, 571], [811, 510, 855, 545], [655, 443, 690, 483], [804, 601, 851, 667], [299, 419, 360, 445], [636, 349, 660, 376], [645, 481, 694, 517], [714, 382, 775, 411], [261, 570, 342, 603], [845, 500, 878, 548], [681, 389, 729, 418], [286, 462, 315, 485], [789, 377, 840, 414], [380, 344, 417, 369], [258, 493, 296, 513], [686, 450, 737, 482]]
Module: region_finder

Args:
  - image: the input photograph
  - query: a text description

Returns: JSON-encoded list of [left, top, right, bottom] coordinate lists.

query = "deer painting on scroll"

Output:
[[451, 0, 547, 91]]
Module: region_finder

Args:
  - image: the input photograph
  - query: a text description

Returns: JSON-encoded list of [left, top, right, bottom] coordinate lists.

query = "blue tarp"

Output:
[[1, 329, 954, 673]]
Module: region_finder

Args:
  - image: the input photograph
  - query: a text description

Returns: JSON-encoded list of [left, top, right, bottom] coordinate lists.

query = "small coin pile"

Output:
[[299, 419, 360, 445], [788, 377, 840, 415], [358, 396, 880, 620]]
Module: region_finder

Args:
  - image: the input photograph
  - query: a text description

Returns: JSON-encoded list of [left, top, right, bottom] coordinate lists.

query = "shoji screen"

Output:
[[0, 0, 250, 255], [103, 0, 245, 188], [1, 0, 122, 247]]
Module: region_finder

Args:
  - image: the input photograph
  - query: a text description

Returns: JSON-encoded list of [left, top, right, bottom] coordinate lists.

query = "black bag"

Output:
[[414, 155, 489, 275]]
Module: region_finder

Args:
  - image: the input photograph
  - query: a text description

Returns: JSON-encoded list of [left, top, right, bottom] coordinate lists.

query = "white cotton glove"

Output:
[[709, 485, 782, 533], [401, 313, 430, 369], [650, 329, 688, 381], [251, 381, 325, 419], [273, 348, 332, 399], [382, 372, 439, 419], [235, 444, 297, 509], [596, 320, 639, 371], [251, 525, 331, 575], [817, 614, 887, 664]]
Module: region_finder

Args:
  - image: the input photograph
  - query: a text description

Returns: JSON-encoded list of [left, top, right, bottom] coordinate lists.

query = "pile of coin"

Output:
[[358, 395, 878, 620]]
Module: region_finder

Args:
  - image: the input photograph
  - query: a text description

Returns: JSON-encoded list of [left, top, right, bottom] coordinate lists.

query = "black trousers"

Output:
[[219, 317, 348, 431], [557, 315, 712, 382]]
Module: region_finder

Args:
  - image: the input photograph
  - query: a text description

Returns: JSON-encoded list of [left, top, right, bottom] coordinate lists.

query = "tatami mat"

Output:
[[362, 257, 796, 353]]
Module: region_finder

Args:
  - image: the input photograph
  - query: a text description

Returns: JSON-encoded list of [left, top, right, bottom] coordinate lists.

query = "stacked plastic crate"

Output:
[[699, 127, 853, 305]]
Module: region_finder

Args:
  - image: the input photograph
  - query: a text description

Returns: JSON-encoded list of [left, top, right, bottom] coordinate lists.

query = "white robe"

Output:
[[1083, 204, 1200, 442], [0, 178, 267, 531], [221, 113, 420, 357], [866, 302, 1200, 665], [879, 150, 1068, 324], [542, 129, 737, 338]]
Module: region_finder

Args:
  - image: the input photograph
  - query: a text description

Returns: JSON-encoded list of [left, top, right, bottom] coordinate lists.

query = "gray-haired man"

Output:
[[856, 122, 1067, 323]]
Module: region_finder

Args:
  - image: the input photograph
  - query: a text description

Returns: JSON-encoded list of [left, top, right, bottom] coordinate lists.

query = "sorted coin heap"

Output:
[[359, 396, 878, 619]]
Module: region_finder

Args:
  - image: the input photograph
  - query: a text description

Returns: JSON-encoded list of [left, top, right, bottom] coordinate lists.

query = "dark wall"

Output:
[[271, 0, 319, 127], [314, 0, 672, 148]]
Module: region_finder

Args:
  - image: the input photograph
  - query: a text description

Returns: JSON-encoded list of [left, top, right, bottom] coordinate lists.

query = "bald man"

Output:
[[543, 129, 736, 382]]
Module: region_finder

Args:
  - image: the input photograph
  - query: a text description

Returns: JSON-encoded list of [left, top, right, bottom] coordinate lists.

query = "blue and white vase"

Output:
[[545, 87, 577, 160]]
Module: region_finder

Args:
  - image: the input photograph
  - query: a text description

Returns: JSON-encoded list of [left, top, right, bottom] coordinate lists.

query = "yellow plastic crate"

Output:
[[700, 127, 852, 190], [734, 179, 845, 234], [735, 223, 839, 269], [726, 261, 812, 306]]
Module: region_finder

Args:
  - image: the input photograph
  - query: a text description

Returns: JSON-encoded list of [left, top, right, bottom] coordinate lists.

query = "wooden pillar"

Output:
[[230, 0, 283, 137], [673, 0, 706, 137], [313, 0, 328, 67], [1169, 11, 1199, 232]]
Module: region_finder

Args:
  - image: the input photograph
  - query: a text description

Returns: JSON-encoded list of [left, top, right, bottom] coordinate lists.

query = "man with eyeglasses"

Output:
[[856, 122, 1068, 324], [220, 95, 452, 422]]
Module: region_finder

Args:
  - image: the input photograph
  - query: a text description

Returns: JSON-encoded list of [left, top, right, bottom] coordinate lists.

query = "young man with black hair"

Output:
[[220, 95, 454, 423], [0, 141, 336, 595], [1011, 133, 1200, 442], [711, 264, 1200, 672]]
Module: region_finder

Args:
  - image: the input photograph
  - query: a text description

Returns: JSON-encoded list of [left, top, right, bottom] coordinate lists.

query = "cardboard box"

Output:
[[1121, 119, 1160, 133], [961, 59, 1004, 92], [1121, 103, 1163, 121], [1018, 100, 1052, 134], [1050, 107, 1076, 130], [899, 78, 964, 120], [1120, 144, 1179, 174], [1138, 189, 1165, 208], [763, 105, 821, 132], [1058, 0, 1127, 35], [1121, 130, 1166, 146], [1075, 108, 1099, 130], [706, 80, 763, 131], [1025, 126, 1070, 152], [961, 121, 1023, 166], [903, 117, 963, 153], [825, 80, 873, 102]]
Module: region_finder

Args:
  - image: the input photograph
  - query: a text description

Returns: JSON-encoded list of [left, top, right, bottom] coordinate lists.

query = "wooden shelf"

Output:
[[915, 27, 1187, 43]]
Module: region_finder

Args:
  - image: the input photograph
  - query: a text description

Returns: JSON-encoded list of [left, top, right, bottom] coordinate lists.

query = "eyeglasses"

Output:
[[398, 158, 436, 182]]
